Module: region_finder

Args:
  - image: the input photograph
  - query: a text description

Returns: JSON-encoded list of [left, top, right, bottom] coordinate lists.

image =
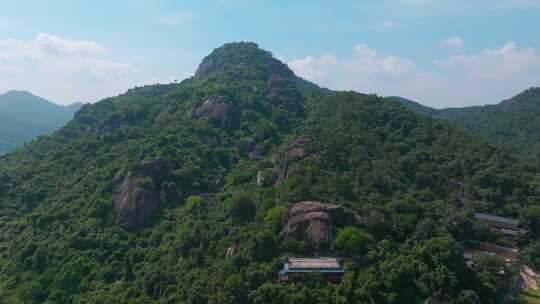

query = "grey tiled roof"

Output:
[[475, 213, 519, 228]]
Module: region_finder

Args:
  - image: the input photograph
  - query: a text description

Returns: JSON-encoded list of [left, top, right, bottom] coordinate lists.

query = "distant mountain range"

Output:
[[390, 87, 540, 158], [0, 90, 82, 154]]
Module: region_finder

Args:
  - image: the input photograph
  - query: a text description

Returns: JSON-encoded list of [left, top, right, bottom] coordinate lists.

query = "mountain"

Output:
[[0, 42, 539, 303], [0, 90, 82, 154], [386, 96, 439, 117], [391, 87, 540, 157]]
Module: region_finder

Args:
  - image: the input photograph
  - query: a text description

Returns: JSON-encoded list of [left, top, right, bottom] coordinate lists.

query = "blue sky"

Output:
[[0, 0, 539, 107]]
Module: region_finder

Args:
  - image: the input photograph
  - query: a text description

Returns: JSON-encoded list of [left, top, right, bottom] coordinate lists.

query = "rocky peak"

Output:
[[193, 42, 295, 80]]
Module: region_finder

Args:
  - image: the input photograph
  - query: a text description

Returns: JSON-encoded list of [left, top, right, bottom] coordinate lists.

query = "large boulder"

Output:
[[289, 201, 344, 225], [285, 137, 312, 163], [114, 173, 161, 231], [135, 158, 168, 182], [279, 201, 344, 249], [237, 138, 262, 160], [114, 158, 168, 231], [192, 96, 235, 123], [277, 137, 313, 183]]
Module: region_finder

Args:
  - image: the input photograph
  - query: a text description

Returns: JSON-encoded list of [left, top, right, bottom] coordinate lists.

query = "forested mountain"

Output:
[[0, 90, 82, 154], [391, 87, 540, 158], [1, 42, 540, 303]]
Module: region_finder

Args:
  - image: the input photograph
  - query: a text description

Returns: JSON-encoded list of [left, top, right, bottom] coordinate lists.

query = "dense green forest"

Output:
[[392, 88, 540, 158], [0, 90, 82, 154], [1, 42, 540, 303]]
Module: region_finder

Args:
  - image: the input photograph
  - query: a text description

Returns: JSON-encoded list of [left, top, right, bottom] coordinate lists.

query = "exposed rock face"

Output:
[[279, 201, 344, 249], [248, 146, 262, 160], [238, 138, 262, 159], [194, 57, 225, 80], [289, 201, 344, 224], [285, 137, 312, 163], [277, 137, 313, 183], [256, 169, 278, 187], [115, 173, 160, 231], [114, 158, 168, 231], [192, 96, 235, 126], [267, 74, 290, 89], [136, 158, 168, 182]]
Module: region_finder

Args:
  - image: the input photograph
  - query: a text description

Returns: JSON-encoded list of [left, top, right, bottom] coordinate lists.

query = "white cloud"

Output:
[[35, 33, 107, 57], [440, 36, 465, 49], [288, 44, 414, 93], [288, 41, 540, 108], [158, 11, 196, 26], [436, 41, 540, 80], [0, 33, 134, 104], [428, 41, 540, 106]]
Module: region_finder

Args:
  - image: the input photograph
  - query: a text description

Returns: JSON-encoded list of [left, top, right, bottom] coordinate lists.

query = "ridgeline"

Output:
[[1, 42, 539, 303]]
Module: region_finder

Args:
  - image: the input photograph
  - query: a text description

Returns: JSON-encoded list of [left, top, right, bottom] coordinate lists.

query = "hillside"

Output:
[[391, 88, 540, 157], [1, 42, 540, 303], [0, 90, 82, 154]]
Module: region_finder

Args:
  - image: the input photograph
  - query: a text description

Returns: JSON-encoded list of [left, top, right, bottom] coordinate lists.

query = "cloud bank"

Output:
[[288, 41, 540, 107], [0, 33, 134, 104]]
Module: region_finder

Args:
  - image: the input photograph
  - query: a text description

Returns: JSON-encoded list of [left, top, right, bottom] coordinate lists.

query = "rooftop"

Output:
[[279, 257, 345, 276], [475, 213, 519, 228], [288, 258, 342, 270]]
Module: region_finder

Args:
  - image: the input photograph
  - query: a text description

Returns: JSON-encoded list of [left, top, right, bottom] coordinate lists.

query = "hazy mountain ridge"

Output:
[[0, 90, 82, 154], [0, 42, 539, 303], [391, 87, 540, 157]]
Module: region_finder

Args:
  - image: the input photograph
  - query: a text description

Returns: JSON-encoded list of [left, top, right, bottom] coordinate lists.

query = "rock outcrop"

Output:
[[192, 96, 235, 127], [277, 137, 313, 183], [279, 201, 344, 249], [114, 158, 168, 231], [267, 74, 290, 89], [238, 138, 262, 160], [285, 137, 312, 163], [256, 169, 278, 187]]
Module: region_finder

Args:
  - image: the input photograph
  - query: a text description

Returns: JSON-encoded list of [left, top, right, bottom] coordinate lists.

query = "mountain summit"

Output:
[[194, 42, 295, 80]]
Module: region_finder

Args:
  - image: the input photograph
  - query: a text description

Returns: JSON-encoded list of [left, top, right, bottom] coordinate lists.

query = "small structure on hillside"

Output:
[[463, 240, 519, 263], [278, 257, 345, 284], [475, 213, 520, 238], [464, 213, 521, 262]]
